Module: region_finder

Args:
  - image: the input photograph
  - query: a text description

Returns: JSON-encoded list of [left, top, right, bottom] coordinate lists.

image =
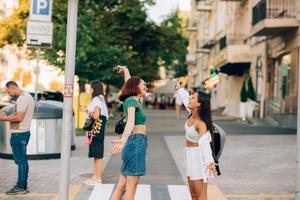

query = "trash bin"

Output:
[[0, 101, 76, 160]]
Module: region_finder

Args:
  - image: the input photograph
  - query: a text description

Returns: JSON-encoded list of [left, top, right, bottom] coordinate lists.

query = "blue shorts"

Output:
[[121, 134, 148, 176]]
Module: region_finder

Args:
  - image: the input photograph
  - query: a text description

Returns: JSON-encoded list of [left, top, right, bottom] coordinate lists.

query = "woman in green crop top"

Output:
[[111, 66, 148, 200], [123, 97, 146, 125]]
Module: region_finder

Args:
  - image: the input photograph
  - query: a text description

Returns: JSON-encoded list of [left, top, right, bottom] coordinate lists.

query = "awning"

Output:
[[219, 62, 250, 76], [211, 45, 253, 76]]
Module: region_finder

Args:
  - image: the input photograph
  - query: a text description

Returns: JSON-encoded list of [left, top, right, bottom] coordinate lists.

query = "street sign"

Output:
[[26, 21, 53, 48], [29, 0, 53, 22], [27, 0, 53, 48]]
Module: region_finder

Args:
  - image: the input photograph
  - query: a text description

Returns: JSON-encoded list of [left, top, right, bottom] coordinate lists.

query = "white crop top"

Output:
[[185, 121, 202, 143], [87, 95, 108, 119]]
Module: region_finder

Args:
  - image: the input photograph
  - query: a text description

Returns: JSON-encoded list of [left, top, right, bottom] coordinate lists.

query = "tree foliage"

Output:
[[0, 0, 29, 47], [0, 0, 187, 87]]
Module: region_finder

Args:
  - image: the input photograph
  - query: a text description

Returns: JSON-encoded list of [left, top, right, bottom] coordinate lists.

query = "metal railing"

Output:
[[252, 0, 297, 26]]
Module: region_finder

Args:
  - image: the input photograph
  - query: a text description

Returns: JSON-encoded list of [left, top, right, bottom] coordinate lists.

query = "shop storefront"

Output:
[[266, 49, 298, 115]]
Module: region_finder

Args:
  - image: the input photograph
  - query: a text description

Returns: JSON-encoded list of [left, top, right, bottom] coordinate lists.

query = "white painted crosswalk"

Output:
[[168, 185, 191, 200], [88, 184, 191, 200], [88, 184, 114, 200]]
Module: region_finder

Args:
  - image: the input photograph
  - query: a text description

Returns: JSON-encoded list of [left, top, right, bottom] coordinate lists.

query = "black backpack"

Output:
[[211, 123, 226, 176]]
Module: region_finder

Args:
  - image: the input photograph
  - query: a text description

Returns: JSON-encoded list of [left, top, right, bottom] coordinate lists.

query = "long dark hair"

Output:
[[90, 80, 104, 98], [119, 77, 142, 101], [197, 91, 213, 134], [188, 91, 215, 149]]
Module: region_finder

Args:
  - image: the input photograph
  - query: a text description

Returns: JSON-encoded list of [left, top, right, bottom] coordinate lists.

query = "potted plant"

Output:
[[240, 79, 247, 121], [246, 77, 257, 118]]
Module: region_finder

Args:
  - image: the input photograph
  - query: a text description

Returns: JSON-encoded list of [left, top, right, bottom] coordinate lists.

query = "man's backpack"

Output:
[[211, 123, 226, 176]]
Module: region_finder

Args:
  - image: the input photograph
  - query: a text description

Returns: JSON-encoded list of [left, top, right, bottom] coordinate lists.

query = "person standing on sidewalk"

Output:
[[111, 66, 148, 200], [174, 80, 217, 200], [0, 81, 34, 195], [84, 80, 108, 186]]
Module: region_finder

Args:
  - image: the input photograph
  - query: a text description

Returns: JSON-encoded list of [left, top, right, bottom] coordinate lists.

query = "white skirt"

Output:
[[185, 146, 207, 181]]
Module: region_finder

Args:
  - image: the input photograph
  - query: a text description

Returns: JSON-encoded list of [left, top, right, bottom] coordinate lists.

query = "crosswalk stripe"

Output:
[[89, 184, 114, 200], [135, 184, 151, 200], [167, 185, 191, 200], [88, 184, 193, 200]]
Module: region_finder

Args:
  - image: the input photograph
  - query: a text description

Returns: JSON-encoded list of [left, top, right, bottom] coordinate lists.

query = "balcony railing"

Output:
[[219, 34, 246, 50], [252, 0, 296, 26]]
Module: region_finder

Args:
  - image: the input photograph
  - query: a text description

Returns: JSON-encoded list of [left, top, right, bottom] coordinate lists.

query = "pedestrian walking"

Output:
[[174, 80, 217, 200], [84, 80, 108, 186], [111, 66, 148, 200], [0, 81, 34, 195], [173, 82, 183, 119]]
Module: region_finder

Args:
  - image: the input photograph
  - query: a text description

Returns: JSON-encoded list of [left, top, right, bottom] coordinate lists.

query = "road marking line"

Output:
[[0, 192, 56, 199], [168, 185, 191, 200], [52, 184, 81, 200], [135, 184, 151, 200], [89, 184, 114, 200], [225, 194, 295, 199]]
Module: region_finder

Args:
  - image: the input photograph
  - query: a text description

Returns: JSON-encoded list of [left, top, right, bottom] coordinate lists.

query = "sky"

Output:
[[147, 0, 191, 23]]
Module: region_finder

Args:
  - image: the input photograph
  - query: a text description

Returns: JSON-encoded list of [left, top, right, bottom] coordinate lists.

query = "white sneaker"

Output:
[[84, 178, 102, 186]]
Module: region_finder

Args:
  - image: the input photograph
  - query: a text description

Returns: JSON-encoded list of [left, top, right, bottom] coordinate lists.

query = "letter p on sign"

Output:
[[33, 0, 49, 15], [30, 0, 52, 22]]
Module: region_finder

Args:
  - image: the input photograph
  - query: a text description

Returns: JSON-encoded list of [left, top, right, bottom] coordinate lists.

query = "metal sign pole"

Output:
[[59, 0, 78, 199], [34, 48, 40, 102]]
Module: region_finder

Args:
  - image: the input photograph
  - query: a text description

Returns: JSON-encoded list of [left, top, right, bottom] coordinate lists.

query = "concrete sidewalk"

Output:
[[0, 109, 295, 199]]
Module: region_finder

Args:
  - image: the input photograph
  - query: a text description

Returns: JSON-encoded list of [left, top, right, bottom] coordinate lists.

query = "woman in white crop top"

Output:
[[175, 81, 216, 200], [84, 80, 108, 186]]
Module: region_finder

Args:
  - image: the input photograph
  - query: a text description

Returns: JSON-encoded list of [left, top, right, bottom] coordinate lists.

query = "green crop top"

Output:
[[123, 97, 146, 125]]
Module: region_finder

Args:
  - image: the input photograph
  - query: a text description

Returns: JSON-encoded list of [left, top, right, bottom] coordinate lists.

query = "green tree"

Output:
[[158, 10, 188, 77], [0, 0, 29, 47], [0, 0, 187, 87]]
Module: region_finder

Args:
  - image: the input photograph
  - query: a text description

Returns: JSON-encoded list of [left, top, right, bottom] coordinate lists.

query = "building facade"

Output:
[[186, 0, 300, 128]]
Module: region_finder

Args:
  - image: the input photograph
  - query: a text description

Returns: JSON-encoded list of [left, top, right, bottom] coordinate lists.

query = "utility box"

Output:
[[0, 101, 76, 159]]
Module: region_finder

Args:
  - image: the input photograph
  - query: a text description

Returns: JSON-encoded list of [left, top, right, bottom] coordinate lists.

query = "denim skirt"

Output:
[[121, 134, 148, 176]]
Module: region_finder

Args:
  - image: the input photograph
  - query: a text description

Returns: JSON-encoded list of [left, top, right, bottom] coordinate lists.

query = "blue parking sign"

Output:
[[32, 0, 50, 15], [30, 0, 52, 22]]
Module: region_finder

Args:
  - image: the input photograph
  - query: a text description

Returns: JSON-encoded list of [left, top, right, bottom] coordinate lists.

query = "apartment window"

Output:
[[219, 36, 227, 51], [252, 0, 266, 26]]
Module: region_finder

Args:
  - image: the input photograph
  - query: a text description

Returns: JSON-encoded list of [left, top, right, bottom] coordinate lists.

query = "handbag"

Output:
[[114, 116, 126, 135], [83, 96, 103, 131], [85, 132, 93, 144], [83, 116, 94, 131]]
